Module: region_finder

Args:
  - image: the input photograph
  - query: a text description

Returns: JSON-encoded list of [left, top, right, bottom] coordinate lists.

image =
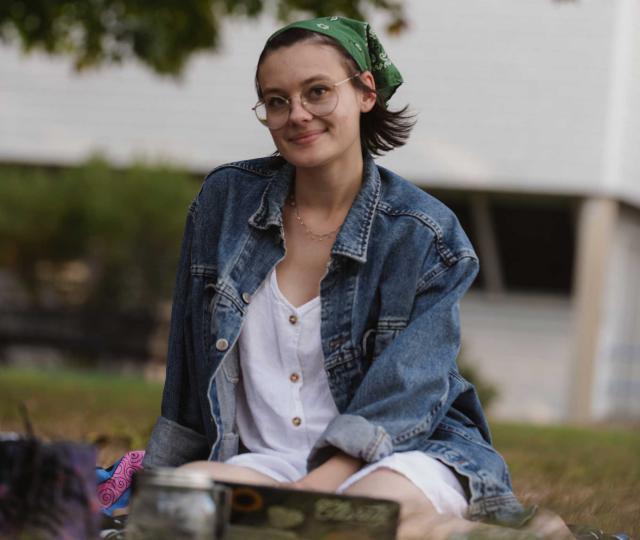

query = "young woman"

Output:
[[143, 17, 571, 539]]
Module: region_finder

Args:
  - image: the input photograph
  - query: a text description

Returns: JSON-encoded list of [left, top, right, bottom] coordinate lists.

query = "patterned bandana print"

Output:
[[96, 450, 145, 515], [268, 16, 403, 105]]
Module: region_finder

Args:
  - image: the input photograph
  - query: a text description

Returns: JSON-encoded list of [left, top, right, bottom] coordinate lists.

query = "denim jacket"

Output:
[[144, 153, 531, 525]]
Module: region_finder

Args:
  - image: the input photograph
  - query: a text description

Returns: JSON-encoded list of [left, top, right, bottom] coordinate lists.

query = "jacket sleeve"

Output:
[[143, 200, 210, 468], [308, 252, 479, 470]]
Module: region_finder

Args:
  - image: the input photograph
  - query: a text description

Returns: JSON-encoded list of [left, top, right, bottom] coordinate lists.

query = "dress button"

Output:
[[215, 338, 229, 351], [241, 292, 251, 304], [289, 314, 298, 325], [289, 373, 300, 383], [292, 417, 302, 427]]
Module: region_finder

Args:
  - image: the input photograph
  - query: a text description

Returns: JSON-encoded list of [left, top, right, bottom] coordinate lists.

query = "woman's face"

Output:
[[257, 41, 376, 170]]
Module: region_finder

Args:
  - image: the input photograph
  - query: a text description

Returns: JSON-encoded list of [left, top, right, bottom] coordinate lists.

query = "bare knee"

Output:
[[178, 460, 228, 479], [178, 461, 277, 486], [345, 469, 432, 510], [342, 468, 438, 526], [343, 469, 476, 540], [520, 508, 573, 540]]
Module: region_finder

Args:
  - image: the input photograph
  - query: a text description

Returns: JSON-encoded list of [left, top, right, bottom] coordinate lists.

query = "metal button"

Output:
[[289, 314, 298, 325], [292, 417, 302, 427], [241, 292, 251, 304], [215, 338, 229, 352], [289, 373, 300, 383]]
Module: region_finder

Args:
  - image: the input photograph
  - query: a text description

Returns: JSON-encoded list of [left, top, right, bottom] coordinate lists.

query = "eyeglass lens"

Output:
[[254, 84, 339, 129]]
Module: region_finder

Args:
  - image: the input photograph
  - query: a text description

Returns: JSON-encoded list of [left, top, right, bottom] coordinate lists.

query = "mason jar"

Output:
[[126, 468, 230, 540]]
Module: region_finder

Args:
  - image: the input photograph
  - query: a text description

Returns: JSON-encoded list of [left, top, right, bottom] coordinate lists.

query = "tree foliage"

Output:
[[0, 0, 406, 76], [0, 157, 199, 313]]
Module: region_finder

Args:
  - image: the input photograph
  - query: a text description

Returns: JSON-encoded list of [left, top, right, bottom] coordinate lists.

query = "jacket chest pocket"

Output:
[[202, 278, 244, 361], [362, 318, 408, 361]]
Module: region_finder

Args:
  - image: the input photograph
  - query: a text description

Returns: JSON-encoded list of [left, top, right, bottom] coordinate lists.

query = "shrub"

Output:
[[0, 156, 199, 314]]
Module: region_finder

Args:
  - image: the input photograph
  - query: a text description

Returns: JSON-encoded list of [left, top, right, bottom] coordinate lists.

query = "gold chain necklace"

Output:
[[288, 195, 339, 242]]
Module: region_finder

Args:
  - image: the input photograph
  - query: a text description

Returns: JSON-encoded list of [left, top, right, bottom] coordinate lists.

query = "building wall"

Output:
[[617, 0, 640, 203], [460, 292, 573, 423], [0, 17, 278, 169], [0, 0, 631, 201], [593, 204, 640, 419], [381, 0, 616, 197]]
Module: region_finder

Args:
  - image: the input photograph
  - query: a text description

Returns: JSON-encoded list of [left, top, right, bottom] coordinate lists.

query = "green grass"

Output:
[[492, 423, 640, 537], [1, 366, 638, 536], [0, 365, 162, 457]]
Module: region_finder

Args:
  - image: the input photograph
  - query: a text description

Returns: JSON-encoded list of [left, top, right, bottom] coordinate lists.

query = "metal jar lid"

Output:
[[134, 468, 216, 490]]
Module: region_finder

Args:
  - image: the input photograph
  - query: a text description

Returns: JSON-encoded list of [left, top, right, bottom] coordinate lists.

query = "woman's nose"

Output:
[[287, 96, 313, 123]]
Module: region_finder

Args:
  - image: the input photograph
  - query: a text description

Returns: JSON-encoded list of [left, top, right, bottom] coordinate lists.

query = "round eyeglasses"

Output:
[[252, 73, 361, 130]]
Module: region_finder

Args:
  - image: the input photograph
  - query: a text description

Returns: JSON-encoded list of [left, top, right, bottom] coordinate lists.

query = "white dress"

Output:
[[225, 269, 469, 517]]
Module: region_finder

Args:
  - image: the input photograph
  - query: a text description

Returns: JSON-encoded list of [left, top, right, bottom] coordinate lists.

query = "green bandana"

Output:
[[268, 16, 403, 105]]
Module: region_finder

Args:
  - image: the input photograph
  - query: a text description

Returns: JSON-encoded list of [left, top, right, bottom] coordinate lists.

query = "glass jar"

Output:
[[126, 468, 230, 540]]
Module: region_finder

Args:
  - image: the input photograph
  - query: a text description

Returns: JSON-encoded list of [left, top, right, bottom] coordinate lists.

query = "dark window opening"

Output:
[[424, 189, 576, 294]]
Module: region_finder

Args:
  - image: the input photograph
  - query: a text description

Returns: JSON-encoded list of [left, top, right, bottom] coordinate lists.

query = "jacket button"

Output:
[[289, 314, 298, 325], [292, 417, 302, 427], [241, 292, 251, 304], [289, 373, 300, 383], [215, 338, 229, 351]]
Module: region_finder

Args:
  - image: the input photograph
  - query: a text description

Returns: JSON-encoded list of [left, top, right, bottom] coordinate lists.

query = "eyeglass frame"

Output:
[[252, 72, 362, 130]]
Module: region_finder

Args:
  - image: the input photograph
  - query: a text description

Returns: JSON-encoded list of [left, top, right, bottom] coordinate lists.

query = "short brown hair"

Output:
[[255, 28, 416, 157]]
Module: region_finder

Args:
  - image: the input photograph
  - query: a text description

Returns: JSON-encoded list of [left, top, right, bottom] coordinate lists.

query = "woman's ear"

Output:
[[359, 71, 377, 113]]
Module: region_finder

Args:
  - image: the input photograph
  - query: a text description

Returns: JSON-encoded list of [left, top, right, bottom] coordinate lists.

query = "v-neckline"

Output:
[[270, 268, 320, 313]]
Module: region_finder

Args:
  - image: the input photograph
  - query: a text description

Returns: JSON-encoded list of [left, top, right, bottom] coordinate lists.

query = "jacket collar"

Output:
[[249, 153, 381, 264], [248, 159, 293, 232]]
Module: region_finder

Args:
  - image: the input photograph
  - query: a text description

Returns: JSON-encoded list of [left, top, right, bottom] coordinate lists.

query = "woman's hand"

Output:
[[280, 451, 362, 492]]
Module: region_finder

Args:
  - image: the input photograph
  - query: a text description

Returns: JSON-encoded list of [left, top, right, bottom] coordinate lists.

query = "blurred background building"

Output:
[[1, 0, 639, 423]]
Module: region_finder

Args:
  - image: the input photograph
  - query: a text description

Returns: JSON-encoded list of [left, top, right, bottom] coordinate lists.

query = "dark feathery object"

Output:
[[0, 433, 100, 539]]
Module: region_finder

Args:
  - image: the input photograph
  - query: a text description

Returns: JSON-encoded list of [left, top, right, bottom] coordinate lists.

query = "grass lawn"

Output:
[[492, 423, 639, 537], [0, 366, 638, 537], [0, 365, 163, 462]]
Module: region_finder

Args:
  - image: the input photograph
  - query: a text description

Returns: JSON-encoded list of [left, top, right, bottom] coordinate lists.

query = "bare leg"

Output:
[[343, 468, 472, 540], [518, 509, 574, 540], [342, 468, 572, 540], [178, 461, 279, 486]]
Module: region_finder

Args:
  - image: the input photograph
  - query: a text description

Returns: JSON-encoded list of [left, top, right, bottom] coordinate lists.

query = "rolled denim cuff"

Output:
[[143, 416, 209, 468], [307, 414, 393, 470], [468, 496, 537, 528]]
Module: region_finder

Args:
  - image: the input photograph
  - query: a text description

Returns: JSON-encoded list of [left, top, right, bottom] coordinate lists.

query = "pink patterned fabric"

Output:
[[97, 450, 145, 509]]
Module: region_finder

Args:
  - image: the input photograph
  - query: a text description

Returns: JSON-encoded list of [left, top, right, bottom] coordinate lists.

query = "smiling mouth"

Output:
[[289, 130, 325, 144]]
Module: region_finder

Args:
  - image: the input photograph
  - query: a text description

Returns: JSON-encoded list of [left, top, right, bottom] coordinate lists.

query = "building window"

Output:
[[427, 190, 576, 294]]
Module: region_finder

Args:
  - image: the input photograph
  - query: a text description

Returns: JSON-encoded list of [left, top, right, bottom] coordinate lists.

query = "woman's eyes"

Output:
[[264, 85, 332, 109], [307, 86, 330, 100], [265, 96, 288, 109]]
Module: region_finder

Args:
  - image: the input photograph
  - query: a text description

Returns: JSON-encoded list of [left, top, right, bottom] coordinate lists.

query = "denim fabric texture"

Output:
[[144, 153, 531, 526]]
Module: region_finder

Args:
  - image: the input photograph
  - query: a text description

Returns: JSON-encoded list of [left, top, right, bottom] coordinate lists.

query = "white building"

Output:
[[1, 0, 639, 423]]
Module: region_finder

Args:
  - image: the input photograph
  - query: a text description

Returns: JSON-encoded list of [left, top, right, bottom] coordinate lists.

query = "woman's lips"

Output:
[[289, 129, 325, 145]]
